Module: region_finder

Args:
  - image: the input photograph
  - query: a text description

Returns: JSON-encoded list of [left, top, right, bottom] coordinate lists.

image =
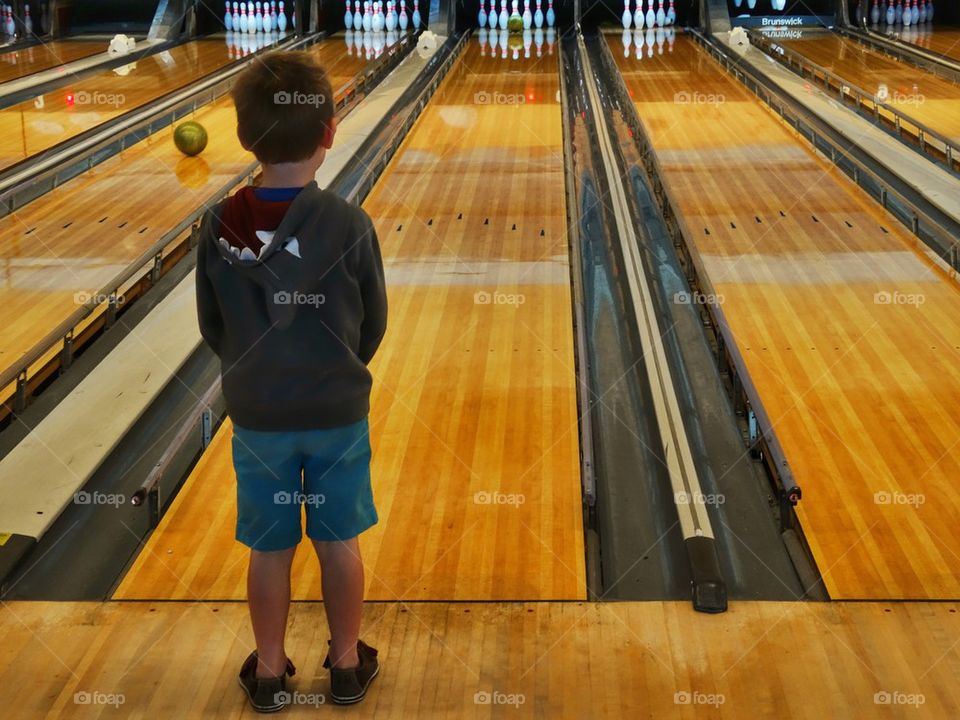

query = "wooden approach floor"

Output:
[[897, 24, 960, 61], [115, 43, 585, 602], [0, 38, 272, 173], [781, 31, 960, 142], [0, 38, 367, 407], [611, 35, 960, 601], [0, 39, 105, 84], [2, 599, 958, 718]]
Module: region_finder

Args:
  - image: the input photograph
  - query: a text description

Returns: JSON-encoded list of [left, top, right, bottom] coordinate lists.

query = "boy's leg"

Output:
[[312, 537, 364, 669], [248, 546, 296, 677]]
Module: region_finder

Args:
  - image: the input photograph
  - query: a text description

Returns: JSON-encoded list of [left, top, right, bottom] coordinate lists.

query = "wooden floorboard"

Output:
[[2, 599, 958, 718], [611, 34, 960, 600], [0, 39, 105, 84], [114, 43, 585, 602], [898, 25, 960, 61]]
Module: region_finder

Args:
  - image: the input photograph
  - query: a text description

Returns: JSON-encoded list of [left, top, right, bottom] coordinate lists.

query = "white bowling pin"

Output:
[[622, 0, 632, 29], [534, 0, 543, 28], [546, 0, 554, 26], [523, 0, 532, 29], [656, 0, 664, 26], [666, 0, 675, 24], [479, 0, 487, 27], [489, 0, 498, 28], [278, 0, 287, 30], [399, 0, 409, 29], [645, 0, 654, 28], [498, 0, 508, 30], [634, 0, 644, 29], [372, 2, 383, 31], [225, 1, 233, 30], [412, 0, 421, 28], [239, 5, 248, 31]]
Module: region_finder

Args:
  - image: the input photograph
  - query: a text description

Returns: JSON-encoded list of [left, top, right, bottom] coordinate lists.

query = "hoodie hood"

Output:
[[204, 181, 350, 329]]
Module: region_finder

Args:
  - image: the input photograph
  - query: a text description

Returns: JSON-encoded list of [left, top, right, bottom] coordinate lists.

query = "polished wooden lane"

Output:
[[0, 39, 105, 84], [115, 43, 585, 602], [0, 39, 369, 405], [3, 600, 958, 717], [781, 31, 960, 142], [0, 37, 276, 173], [611, 35, 960, 600], [897, 24, 960, 61]]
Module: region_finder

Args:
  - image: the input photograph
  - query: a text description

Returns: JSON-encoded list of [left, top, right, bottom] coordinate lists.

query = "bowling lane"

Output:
[[897, 24, 960, 61], [0, 39, 106, 84], [115, 40, 586, 602], [0, 37, 370, 407], [610, 33, 960, 600], [0, 36, 281, 173], [780, 30, 960, 143]]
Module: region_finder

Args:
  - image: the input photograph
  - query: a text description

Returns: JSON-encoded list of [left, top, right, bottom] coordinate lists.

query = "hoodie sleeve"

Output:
[[196, 215, 224, 356], [354, 209, 387, 365]]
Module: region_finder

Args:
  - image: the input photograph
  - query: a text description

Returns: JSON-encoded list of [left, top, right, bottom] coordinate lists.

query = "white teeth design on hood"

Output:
[[284, 237, 301, 259], [239, 247, 257, 261], [218, 233, 300, 262]]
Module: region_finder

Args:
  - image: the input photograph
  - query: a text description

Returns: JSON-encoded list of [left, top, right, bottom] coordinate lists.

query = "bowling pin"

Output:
[[239, 4, 248, 32], [666, 0, 674, 24], [255, 1, 262, 31], [479, 0, 487, 27], [870, 0, 880, 23], [353, 1, 362, 30], [886, 0, 895, 22], [918, 0, 926, 22], [233, 2, 240, 28], [656, 0, 664, 26], [523, 0, 532, 29], [387, 0, 397, 30], [489, 0, 498, 28], [927, 0, 933, 21], [412, 0, 421, 28], [645, 0, 654, 28], [372, 2, 383, 31], [498, 0, 508, 30], [362, 1, 371, 30], [278, 0, 287, 30], [510, 0, 522, 29], [534, 0, 543, 28], [546, 0, 554, 26], [622, 0, 632, 29], [345, 1, 353, 28], [226, 1, 233, 30], [634, 0, 645, 29], [911, 0, 919, 23], [399, 0, 409, 29]]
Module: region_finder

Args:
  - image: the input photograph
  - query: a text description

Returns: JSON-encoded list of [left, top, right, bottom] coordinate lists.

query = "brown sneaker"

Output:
[[238, 651, 297, 713], [323, 639, 380, 705]]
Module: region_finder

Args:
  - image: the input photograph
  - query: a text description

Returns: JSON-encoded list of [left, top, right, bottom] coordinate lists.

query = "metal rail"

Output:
[[0, 33, 415, 417], [748, 29, 960, 176]]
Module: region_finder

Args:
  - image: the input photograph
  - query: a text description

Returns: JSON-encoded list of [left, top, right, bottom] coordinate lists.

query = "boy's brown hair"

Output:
[[231, 51, 335, 164]]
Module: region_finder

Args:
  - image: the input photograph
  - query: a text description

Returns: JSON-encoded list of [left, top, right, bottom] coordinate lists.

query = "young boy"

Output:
[[195, 51, 387, 712]]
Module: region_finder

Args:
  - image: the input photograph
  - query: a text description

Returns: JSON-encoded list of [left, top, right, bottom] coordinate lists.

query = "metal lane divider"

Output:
[[580, 33, 727, 614]]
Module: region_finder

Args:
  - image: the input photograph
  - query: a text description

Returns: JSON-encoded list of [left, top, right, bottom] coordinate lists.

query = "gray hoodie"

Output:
[[196, 181, 387, 431]]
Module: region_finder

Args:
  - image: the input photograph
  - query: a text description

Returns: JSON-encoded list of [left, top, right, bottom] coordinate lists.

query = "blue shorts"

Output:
[[231, 418, 378, 551]]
